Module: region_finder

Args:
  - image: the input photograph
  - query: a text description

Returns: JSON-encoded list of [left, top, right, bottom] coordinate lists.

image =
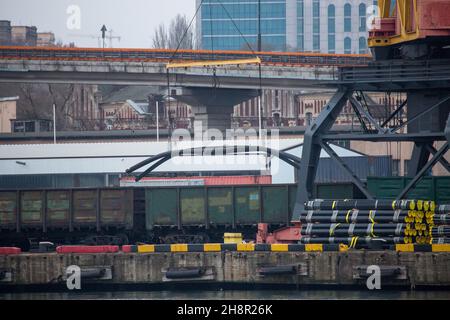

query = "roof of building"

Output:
[[0, 139, 364, 176], [0, 96, 19, 102], [101, 86, 163, 104], [126, 100, 150, 115]]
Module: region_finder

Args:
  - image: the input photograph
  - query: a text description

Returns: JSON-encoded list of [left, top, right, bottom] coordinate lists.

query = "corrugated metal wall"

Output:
[[315, 156, 392, 183]]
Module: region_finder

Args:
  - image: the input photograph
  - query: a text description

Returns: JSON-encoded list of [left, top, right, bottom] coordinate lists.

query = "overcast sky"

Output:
[[0, 0, 196, 48]]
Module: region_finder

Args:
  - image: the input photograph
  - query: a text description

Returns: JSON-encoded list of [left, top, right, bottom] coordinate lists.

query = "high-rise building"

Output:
[[11, 26, 37, 46], [37, 32, 56, 47], [196, 0, 377, 54]]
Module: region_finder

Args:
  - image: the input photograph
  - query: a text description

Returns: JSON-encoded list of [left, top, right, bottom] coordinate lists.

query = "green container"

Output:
[[435, 177, 450, 203], [367, 177, 405, 199], [146, 188, 178, 229], [73, 190, 97, 224], [288, 185, 297, 217], [367, 176, 450, 202], [47, 190, 70, 225], [208, 187, 233, 225], [21, 191, 42, 225], [405, 177, 434, 200], [0, 192, 17, 226], [235, 187, 260, 224], [262, 186, 288, 223], [180, 188, 206, 225]]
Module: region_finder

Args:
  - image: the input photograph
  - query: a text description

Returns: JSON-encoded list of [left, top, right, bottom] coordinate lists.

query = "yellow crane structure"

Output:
[[368, 0, 450, 60]]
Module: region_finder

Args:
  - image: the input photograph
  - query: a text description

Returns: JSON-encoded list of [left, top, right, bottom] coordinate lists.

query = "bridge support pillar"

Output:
[[172, 87, 259, 135]]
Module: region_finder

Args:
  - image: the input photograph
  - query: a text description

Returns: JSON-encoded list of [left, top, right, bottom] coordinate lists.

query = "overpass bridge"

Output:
[[0, 46, 372, 132], [0, 46, 370, 89]]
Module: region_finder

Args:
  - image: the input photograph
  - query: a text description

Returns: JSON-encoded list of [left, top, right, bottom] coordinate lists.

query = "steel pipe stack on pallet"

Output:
[[431, 204, 450, 244], [299, 199, 450, 249]]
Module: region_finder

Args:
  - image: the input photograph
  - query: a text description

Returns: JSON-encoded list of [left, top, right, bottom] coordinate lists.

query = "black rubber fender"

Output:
[[258, 265, 297, 275], [165, 268, 204, 279], [81, 268, 106, 279]]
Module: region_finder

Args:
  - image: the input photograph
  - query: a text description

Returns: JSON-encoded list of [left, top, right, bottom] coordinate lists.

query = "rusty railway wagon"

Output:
[[0, 183, 362, 250]]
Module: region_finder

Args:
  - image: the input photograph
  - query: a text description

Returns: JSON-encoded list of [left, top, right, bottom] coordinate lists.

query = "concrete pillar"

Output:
[[172, 87, 259, 135]]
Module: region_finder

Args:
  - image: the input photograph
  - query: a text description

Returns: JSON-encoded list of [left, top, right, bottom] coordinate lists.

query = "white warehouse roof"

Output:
[[0, 139, 363, 176]]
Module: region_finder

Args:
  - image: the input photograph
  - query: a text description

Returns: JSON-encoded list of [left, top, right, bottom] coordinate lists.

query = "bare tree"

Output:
[[152, 14, 194, 49], [47, 83, 77, 130], [152, 24, 168, 49]]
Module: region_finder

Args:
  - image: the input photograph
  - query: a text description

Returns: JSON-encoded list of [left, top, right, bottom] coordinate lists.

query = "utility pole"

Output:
[[156, 100, 160, 142], [257, 0, 261, 52], [52, 104, 56, 144]]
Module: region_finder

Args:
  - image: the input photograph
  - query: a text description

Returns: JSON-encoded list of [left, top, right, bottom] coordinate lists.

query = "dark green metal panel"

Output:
[[0, 192, 16, 227], [367, 177, 405, 199], [315, 183, 357, 199], [435, 177, 450, 203], [234, 187, 260, 224], [73, 190, 97, 224], [180, 188, 206, 225], [20, 191, 42, 225], [46, 190, 70, 226], [146, 188, 177, 229], [368, 177, 450, 201], [208, 187, 233, 225], [262, 186, 288, 223], [405, 177, 434, 200]]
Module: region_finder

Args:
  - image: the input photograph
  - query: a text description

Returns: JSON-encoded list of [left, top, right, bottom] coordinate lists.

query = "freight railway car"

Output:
[[0, 188, 138, 249], [0, 183, 362, 249]]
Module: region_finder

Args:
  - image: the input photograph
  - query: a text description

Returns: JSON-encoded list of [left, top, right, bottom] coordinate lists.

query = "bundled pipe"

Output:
[[436, 205, 450, 214], [300, 223, 406, 237], [299, 236, 408, 249], [300, 210, 409, 223], [430, 226, 450, 237], [431, 238, 450, 244], [427, 214, 450, 225], [305, 199, 435, 211]]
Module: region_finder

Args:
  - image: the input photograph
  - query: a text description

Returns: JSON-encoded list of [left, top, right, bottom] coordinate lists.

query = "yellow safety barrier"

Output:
[[395, 244, 414, 252], [171, 244, 188, 252], [137, 245, 155, 253], [237, 243, 255, 251], [305, 244, 323, 252], [432, 244, 450, 252], [203, 243, 222, 252], [270, 244, 289, 252]]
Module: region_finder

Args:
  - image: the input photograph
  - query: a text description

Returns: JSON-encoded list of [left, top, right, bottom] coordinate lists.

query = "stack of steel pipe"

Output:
[[427, 204, 450, 244], [300, 199, 449, 248]]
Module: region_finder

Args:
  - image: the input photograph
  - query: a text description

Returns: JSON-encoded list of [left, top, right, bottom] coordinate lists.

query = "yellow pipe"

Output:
[[166, 57, 261, 69]]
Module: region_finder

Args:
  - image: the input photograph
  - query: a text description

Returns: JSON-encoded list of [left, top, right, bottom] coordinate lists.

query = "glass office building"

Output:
[[198, 0, 287, 51], [196, 0, 377, 53]]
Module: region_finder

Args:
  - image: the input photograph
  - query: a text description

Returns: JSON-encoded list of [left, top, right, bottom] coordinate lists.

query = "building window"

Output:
[[344, 37, 352, 54], [328, 4, 335, 53], [359, 3, 367, 32], [344, 3, 352, 32], [313, 0, 320, 52], [297, 0, 304, 51], [359, 36, 367, 54]]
